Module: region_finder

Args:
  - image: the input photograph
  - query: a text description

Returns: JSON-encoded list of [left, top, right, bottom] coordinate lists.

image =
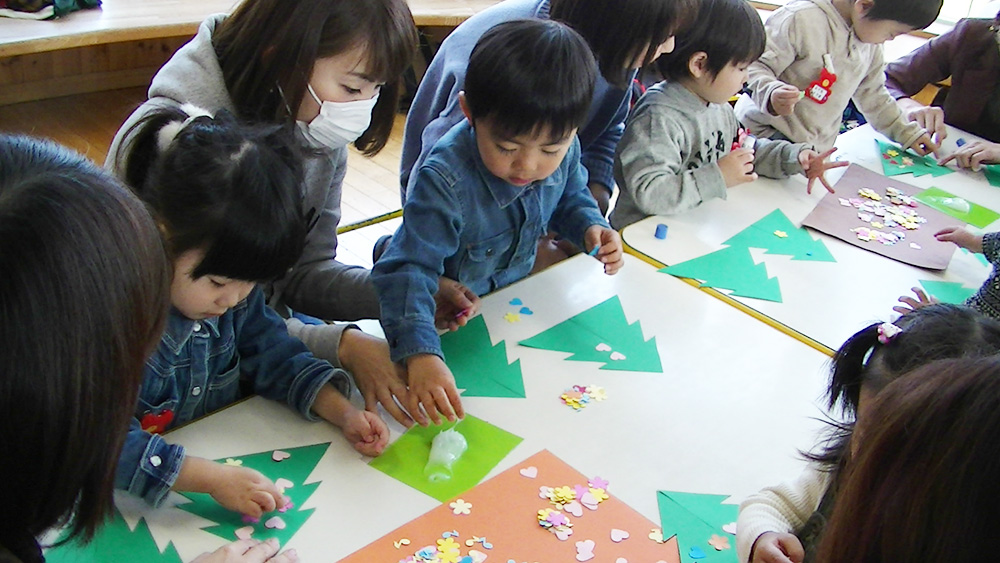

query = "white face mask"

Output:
[[298, 84, 379, 149]]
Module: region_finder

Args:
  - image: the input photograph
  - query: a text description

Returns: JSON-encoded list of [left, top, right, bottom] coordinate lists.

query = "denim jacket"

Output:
[[115, 287, 350, 507], [373, 120, 609, 363]]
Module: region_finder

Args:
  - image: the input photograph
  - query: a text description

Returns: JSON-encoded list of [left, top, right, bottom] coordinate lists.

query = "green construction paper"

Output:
[[918, 280, 977, 305], [876, 139, 954, 178], [913, 186, 1000, 229], [517, 296, 662, 372], [178, 443, 329, 545], [984, 165, 1000, 188], [657, 491, 738, 563], [961, 246, 991, 267], [45, 509, 182, 563], [440, 315, 525, 398], [722, 209, 835, 262], [661, 246, 783, 302], [369, 415, 522, 502]]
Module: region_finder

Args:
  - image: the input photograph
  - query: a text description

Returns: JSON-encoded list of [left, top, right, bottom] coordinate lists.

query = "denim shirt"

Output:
[[115, 287, 350, 507], [374, 120, 609, 362]]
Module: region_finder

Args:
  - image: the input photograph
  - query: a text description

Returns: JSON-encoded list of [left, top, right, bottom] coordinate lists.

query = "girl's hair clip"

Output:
[[877, 322, 902, 344], [156, 104, 215, 152]]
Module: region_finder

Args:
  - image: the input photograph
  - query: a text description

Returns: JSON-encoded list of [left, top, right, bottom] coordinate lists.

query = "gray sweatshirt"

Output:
[[106, 15, 378, 364], [734, 0, 923, 151], [611, 80, 808, 229]]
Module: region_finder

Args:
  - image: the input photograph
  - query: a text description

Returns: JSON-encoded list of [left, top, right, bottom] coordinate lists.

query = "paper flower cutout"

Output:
[[449, 499, 472, 515]]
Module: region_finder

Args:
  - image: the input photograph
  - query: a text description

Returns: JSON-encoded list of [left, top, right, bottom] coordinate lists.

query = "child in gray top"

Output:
[[611, 0, 845, 229]]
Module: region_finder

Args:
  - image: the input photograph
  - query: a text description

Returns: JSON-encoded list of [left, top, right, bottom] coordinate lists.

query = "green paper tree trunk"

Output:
[[178, 443, 329, 545], [441, 315, 525, 398], [518, 296, 662, 372], [45, 509, 182, 563]]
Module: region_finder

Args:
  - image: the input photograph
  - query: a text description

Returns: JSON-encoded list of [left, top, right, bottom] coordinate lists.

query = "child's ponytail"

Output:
[[829, 322, 883, 415]]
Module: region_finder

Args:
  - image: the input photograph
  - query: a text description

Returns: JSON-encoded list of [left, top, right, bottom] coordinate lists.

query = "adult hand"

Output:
[[435, 276, 481, 332], [798, 147, 848, 194], [192, 538, 297, 563], [750, 532, 805, 563], [938, 140, 1000, 171], [339, 329, 413, 427]]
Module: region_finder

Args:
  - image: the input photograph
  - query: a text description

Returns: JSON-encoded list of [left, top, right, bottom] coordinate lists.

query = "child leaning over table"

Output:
[[733, 0, 941, 155], [373, 19, 623, 427], [610, 0, 845, 229]]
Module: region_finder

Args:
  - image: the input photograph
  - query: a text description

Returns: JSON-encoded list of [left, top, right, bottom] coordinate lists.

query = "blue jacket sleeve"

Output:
[[550, 141, 611, 246], [374, 165, 462, 362], [115, 417, 186, 507], [235, 288, 351, 419]]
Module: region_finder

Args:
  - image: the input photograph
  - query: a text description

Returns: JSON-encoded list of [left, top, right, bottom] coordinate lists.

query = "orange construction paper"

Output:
[[339, 450, 680, 563]]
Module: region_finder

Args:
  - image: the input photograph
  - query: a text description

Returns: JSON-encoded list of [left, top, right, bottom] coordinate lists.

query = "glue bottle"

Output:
[[424, 428, 468, 482]]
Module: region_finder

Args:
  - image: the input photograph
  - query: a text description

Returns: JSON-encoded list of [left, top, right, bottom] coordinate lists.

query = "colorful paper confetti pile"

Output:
[[560, 384, 607, 411], [841, 187, 926, 246], [396, 530, 494, 563]]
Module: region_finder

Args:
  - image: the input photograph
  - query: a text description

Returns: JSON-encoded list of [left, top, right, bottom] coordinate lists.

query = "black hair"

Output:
[[121, 106, 306, 282], [214, 0, 419, 155], [550, 0, 697, 88], [865, 0, 941, 29], [657, 0, 765, 81], [464, 19, 597, 141], [805, 304, 1000, 469], [0, 135, 170, 544]]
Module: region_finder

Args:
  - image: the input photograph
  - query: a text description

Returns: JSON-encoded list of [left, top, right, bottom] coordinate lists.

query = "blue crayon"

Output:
[[588, 245, 600, 256]]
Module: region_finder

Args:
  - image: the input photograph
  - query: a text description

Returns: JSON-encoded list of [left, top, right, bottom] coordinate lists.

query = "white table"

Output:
[[102, 254, 831, 562], [622, 124, 997, 352]]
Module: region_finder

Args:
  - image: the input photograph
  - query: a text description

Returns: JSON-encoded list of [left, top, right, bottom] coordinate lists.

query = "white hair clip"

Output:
[[877, 322, 902, 345], [155, 104, 215, 152]]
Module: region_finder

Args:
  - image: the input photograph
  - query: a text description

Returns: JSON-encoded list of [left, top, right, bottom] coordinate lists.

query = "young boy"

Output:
[[734, 0, 942, 154], [372, 19, 623, 425], [611, 0, 846, 229]]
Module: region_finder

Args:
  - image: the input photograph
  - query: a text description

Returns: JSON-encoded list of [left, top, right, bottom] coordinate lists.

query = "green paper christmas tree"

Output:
[[45, 509, 182, 563], [518, 296, 661, 372], [661, 246, 783, 302], [178, 443, 329, 545], [657, 491, 738, 563], [919, 280, 977, 305], [984, 164, 1000, 188], [441, 315, 525, 398], [876, 139, 953, 178], [722, 209, 835, 262]]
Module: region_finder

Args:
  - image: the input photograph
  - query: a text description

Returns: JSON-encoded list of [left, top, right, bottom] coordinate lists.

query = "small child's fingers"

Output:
[[429, 388, 456, 423], [825, 160, 849, 170], [249, 490, 278, 515], [421, 393, 443, 426], [406, 394, 429, 427], [445, 384, 465, 420], [892, 304, 913, 315], [820, 175, 835, 193]]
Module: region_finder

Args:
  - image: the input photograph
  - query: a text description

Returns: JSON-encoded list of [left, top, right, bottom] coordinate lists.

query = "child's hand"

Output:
[[435, 276, 481, 332], [210, 465, 285, 518], [935, 226, 984, 253], [893, 286, 940, 315], [768, 83, 801, 116], [719, 147, 757, 187], [937, 140, 1000, 171], [584, 225, 624, 275], [192, 538, 298, 563], [340, 408, 390, 457], [405, 354, 464, 426], [750, 532, 805, 563], [797, 147, 848, 194], [906, 132, 939, 157], [904, 104, 946, 143]]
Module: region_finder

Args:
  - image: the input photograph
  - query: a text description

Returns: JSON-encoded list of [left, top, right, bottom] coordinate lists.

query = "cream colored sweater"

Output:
[[734, 0, 924, 151], [736, 465, 832, 562]]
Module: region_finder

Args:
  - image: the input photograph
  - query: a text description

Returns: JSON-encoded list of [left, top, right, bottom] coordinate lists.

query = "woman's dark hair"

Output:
[[122, 106, 306, 282], [815, 357, 1000, 563], [864, 0, 942, 30], [658, 0, 765, 81], [213, 0, 418, 155], [805, 304, 1000, 468], [0, 135, 170, 544], [551, 0, 697, 87], [464, 19, 597, 141]]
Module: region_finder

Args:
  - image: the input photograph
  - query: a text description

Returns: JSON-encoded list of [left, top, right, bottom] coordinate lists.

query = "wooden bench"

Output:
[[0, 0, 499, 105]]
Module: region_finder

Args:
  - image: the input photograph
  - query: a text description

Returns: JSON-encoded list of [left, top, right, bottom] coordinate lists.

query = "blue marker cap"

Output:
[[654, 223, 668, 240]]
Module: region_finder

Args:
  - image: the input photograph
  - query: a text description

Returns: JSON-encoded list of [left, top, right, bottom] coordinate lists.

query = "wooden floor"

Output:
[[0, 86, 402, 269]]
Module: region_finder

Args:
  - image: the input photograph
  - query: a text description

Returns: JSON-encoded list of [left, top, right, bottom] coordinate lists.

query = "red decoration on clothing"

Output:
[[804, 68, 837, 104], [140, 410, 174, 434]]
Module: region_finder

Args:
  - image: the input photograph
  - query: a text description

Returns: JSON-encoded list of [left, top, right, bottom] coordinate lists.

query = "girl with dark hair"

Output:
[[107, 0, 431, 428], [115, 107, 388, 519], [399, 0, 698, 215], [736, 304, 1000, 563], [0, 134, 292, 563], [815, 356, 1000, 563]]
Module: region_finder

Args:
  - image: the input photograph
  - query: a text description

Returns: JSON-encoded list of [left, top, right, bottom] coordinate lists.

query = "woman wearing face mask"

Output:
[[108, 0, 448, 428]]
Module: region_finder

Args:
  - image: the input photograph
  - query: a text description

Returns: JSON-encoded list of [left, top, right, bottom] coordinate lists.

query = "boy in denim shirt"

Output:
[[373, 19, 623, 426]]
